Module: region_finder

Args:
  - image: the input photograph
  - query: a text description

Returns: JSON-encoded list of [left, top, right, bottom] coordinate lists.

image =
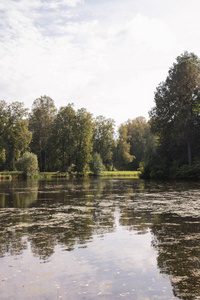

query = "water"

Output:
[[0, 178, 200, 299]]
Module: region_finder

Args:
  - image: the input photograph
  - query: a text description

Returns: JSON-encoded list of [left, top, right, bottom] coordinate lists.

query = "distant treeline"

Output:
[[142, 51, 200, 179], [1, 51, 200, 178], [0, 97, 154, 175]]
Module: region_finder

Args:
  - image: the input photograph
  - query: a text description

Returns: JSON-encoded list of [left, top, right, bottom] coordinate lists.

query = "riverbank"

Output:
[[101, 171, 140, 178], [0, 170, 140, 180], [0, 171, 66, 180], [0, 171, 23, 180]]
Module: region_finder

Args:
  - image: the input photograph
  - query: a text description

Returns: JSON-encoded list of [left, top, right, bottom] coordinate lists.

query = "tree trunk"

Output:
[[62, 147, 65, 172], [187, 142, 192, 166]]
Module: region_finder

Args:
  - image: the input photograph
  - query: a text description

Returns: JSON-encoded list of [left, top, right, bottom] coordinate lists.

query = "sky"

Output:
[[1, 0, 200, 127]]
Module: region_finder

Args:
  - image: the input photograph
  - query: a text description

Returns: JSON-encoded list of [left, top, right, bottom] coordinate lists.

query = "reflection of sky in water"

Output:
[[1, 217, 176, 299], [1, 178, 200, 299]]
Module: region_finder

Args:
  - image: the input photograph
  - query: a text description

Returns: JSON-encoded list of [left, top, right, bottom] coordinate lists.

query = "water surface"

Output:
[[0, 178, 200, 299]]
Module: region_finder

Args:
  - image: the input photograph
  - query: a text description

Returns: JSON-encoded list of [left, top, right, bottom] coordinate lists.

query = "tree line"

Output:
[[2, 51, 200, 178], [142, 51, 200, 179], [0, 97, 154, 175]]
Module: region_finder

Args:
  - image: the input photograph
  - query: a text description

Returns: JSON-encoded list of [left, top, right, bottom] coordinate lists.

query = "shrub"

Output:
[[16, 152, 39, 177], [90, 152, 105, 175]]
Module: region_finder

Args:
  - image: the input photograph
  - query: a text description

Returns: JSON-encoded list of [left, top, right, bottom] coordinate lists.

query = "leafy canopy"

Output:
[[149, 51, 200, 166]]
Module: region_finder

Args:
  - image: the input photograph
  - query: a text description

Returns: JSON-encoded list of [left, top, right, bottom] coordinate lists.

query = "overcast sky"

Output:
[[1, 0, 200, 127]]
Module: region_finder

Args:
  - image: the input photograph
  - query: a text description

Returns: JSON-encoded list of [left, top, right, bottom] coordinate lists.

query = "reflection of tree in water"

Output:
[[27, 179, 117, 259], [0, 193, 5, 208], [0, 179, 144, 259], [0, 180, 39, 208], [1, 178, 200, 299], [0, 179, 117, 260], [0, 220, 27, 258], [151, 213, 200, 299], [0, 180, 39, 257]]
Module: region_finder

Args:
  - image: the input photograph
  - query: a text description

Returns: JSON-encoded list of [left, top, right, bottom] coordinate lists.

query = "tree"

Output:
[[48, 104, 76, 171], [90, 152, 105, 175], [150, 52, 200, 166], [74, 108, 93, 175], [118, 117, 155, 170], [93, 116, 115, 170], [48, 106, 93, 175], [29, 96, 57, 171], [115, 124, 134, 170], [16, 152, 39, 177], [0, 149, 6, 168], [0, 101, 32, 170], [0, 101, 7, 169]]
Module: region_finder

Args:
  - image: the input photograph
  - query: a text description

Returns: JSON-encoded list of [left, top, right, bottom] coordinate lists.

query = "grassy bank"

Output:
[[0, 171, 140, 180], [101, 171, 140, 178], [0, 171, 69, 180], [0, 171, 24, 180], [38, 172, 62, 179]]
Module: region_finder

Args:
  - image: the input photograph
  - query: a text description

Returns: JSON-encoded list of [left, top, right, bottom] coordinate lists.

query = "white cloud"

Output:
[[62, 0, 84, 7], [128, 14, 176, 52], [42, 0, 84, 9], [0, 0, 200, 126]]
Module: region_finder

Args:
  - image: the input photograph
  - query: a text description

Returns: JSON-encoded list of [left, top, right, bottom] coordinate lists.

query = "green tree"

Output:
[[16, 152, 39, 177], [150, 52, 200, 166], [0, 101, 7, 169], [90, 152, 105, 175], [48, 105, 93, 175], [74, 108, 93, 175], [29, 96, 57, 171], [0, 149, 6, 167], [48, 104, 76, 171], [93, 116, 115, 170], [115, 124, 134, 170], [0, 101, 32, 170], [121, 117, 155, 170]]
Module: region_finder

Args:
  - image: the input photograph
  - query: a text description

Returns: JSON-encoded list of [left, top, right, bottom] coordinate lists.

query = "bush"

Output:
[[67, 163, 76, 175], [16, 152, 39, 177], [140, 153, 170, 179], [90, 152, 105, 175]]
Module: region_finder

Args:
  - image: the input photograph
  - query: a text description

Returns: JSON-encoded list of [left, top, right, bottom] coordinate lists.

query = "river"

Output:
[[0, 178, 200, 299]]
